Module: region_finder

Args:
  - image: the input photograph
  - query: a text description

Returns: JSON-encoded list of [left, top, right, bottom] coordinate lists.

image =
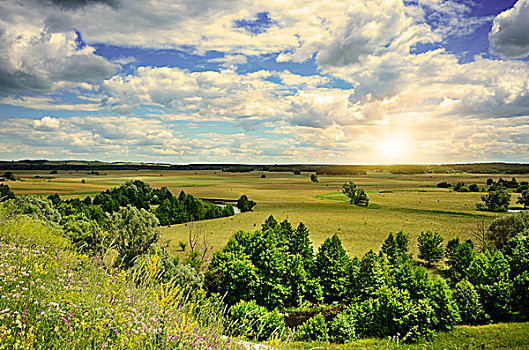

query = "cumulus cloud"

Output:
[[0, 1, 117, 94], [489, 0, 529, 58], [31, 116, 60, 131]]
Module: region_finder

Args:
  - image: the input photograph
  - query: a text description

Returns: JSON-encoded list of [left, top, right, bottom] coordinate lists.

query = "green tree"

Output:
[[207, 250, 260, 305], [380, 231, 410, 266], [0, 184, 15, 202], [517, 190, 529, 209], [314, 234, 350, 303], [468, 184, 479, 192], [310, 174, 318, 183], [478, 186, 510, 212], [342, 182, 369, 206], [446, 239, 475, 283], [297, 313, 329, 342], [237, 194, 256, 212], [289, 222, 314, 269], [356, 250, 386, 298], [342, 181, 358, 204], [430, 278, 461, 330], [2, 171, 16, 181], [418, 231, 444, 267], [108, 205, 159, 268], [487, 211, 529, 249], [453, 279, 487, 325]]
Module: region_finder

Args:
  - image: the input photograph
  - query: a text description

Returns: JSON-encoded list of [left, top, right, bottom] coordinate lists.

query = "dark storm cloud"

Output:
[[48, 0, 120, 10]]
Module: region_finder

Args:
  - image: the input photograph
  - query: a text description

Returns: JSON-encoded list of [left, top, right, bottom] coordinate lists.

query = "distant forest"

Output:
[[2, 160, 529, 174]]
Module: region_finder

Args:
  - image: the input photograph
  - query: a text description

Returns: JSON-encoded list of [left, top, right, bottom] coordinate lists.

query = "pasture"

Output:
[[6, 169, 525, 258]]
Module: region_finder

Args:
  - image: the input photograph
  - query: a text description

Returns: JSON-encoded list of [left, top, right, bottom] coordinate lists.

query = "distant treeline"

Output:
[[2, 160, 529, 174]]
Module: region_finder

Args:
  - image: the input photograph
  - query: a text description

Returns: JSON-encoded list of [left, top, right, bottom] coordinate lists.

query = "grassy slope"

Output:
[[287, 322, 529, 349], [6, 170, 526, 258]]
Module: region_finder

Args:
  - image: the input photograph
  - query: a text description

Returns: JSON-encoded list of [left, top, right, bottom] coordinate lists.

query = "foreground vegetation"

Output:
[[1, 169, 529, 348], [0, 210, 231, 349]]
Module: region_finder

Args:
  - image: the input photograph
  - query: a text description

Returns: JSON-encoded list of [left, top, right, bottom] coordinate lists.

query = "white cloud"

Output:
[[1, 96, 100, 111], [0, 1, 117, 94], [489, 0, 529, 58], [31, 116, 60, 131]]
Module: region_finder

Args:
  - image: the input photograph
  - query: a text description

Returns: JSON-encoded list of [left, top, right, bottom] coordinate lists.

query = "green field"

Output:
[[6, 169, 526, 258]]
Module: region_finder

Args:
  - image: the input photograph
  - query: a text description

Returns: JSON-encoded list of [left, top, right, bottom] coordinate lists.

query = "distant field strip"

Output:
[[315, 192, 487, 218]]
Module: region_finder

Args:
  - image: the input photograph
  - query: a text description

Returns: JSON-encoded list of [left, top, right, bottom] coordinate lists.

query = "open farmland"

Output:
[[6, 169, 525, 258]]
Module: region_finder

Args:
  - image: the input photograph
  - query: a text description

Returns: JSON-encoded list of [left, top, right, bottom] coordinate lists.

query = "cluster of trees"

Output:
[[236, 195, 255, 213], [437, 181, 480, 192], [0, 184, 15, 201], [342, 182, 369, 206], [208, 211, 529, 343], [84, 180, 252, 225], [208, 218, 457, 342], [1, 171, 17, 181], [1, 186, 211, 282], [154, 190, 235, 225]]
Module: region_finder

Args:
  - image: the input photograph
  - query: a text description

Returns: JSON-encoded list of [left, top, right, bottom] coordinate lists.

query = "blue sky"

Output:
[[1, 0, 529, 164]]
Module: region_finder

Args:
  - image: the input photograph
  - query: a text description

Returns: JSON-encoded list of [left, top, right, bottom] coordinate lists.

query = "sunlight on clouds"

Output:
[[1, 0, 529, 163]]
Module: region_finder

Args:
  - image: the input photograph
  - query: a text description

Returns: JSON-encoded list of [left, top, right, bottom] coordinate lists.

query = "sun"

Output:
[[378, 137, 407, 162]]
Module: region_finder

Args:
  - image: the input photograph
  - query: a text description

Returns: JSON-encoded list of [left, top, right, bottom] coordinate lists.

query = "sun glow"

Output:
[[377, 136, 409, 162]]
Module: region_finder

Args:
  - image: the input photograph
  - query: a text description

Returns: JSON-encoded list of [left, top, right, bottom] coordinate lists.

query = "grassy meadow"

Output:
[[6, 169, 525, 258]]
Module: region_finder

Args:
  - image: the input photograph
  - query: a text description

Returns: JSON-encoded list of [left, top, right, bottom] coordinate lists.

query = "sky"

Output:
[[1, 0, 529, 164]]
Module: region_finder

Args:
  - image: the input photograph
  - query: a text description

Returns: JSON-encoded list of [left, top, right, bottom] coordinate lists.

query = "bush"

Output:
[[478, 187, 511, 212], [469, 184, 480, 192], [453, 280, 487, 325], [297, 313, 329, 342], [237, 194, 256, 212], [226, 300, 284, 341], [351, 287, 435, 342], [329, 310, 356, 343], [108, 205, 159, 268], [2, 171, 16, 181], [0, 184, 15, 202], [488, 211, 529, 249], [62, 214, 108, 254], [2, 195, 61, 223], [436, 181, 451, 188]]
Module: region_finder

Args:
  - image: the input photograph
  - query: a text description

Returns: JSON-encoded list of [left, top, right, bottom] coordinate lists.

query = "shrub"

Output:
[[436, 181, 451, 188], [351, 287, 435, 342], [2, 195, 61, 223], [0, 183, 15, 202], [478, 186, 510, 212], [226, 300, 284, 341], [62, 214, 108, 254], [108, 205, 159, 268], [297, 313, 329, 342], [469, 184, 480, 192], [237, 194, 256, 212], [487, 211, 529, 249], [329, 310, 356, 343], [453, 280, 487, 325]]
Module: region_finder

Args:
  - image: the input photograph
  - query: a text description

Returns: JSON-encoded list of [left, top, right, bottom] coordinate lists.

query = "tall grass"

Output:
[[0, 210, 233, 349]]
